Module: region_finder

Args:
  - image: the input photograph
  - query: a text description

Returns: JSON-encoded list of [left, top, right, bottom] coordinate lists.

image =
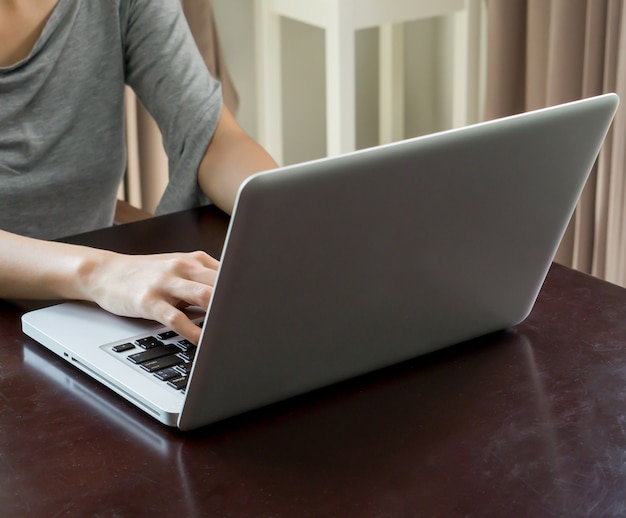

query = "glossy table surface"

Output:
[[2, 205, 626, 517]]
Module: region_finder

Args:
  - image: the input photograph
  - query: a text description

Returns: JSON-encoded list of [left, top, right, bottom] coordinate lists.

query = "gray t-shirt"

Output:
[[0, 0, 222, 239]]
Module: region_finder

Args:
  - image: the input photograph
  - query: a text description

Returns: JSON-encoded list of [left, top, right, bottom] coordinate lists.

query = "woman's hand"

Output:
[[80, 250, 220, 344], [0, 230, 219, 344]]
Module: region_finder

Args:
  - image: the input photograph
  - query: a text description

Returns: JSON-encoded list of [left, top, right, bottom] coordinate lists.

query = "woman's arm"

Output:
[[0, 229, 218, 344], [198, 105, 278, 214]]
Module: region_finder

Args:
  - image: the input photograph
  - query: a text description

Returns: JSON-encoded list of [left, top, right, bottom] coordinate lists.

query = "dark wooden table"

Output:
[[2, 205, 626, 517]]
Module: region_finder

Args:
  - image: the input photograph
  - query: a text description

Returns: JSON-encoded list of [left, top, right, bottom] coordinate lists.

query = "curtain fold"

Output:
[[485, 0, 626, 287], [122, 0, 238, 213]]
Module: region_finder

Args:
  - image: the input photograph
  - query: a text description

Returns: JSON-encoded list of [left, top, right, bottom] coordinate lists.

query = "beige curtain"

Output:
[[122, 0, 239, 213], [485, 0, 626, 287]]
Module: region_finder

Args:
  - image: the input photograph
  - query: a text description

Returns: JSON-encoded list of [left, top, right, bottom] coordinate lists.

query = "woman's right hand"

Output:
[[0, 229, 219, 344], [78, 249, 220, 344]]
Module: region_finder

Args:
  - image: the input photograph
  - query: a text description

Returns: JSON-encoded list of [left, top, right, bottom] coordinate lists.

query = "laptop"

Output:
[[22, 93, 619, 430]]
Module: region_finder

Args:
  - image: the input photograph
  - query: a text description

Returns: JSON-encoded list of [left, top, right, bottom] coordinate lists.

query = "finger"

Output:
[[176, 250, 219, 272], [162, 254, 219, 286], [189, 250, 220, 270], [164, 278, 215, 310], [151, 299, 203, 344], [185, 266, 218, 289]]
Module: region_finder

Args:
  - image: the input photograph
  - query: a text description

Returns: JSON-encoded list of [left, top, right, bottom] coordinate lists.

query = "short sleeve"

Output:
[[121, 0, 223, 214]]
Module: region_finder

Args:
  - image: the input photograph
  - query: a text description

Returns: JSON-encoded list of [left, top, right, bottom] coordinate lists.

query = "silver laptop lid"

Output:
[[179, 94, 619, 430]]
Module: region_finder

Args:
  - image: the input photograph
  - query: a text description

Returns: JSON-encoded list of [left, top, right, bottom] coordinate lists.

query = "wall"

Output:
[[212, 1, 480, 166]]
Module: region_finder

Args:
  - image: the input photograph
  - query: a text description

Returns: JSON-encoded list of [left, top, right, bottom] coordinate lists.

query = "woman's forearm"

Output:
[[0, 229, 219, 344], [0, 229, 103, 301], [198, 105, 278, 214]]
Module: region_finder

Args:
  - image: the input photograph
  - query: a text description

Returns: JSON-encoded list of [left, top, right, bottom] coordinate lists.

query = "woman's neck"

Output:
[[0, 0, 59, 67]]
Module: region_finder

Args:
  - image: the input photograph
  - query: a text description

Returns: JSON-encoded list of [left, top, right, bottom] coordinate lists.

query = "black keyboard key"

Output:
[[140, 355, 184, 373], [174, 363, 192, 376], [112, 342, 135, 353], [135, 336, 164, 350], [127, 345, 180, 365], [167, 376, 188, 391], [154, 367, 181, 381], [176, 339, 195, 352], [157, 330, 178, 340], [177, 348, 196, 363]]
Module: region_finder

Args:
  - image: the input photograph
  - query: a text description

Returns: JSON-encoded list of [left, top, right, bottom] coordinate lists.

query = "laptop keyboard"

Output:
[[109, 324, 202, 393]]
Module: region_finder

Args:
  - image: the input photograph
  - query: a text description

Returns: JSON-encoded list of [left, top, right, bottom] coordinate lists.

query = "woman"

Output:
[[0, 0, 278, 343]]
